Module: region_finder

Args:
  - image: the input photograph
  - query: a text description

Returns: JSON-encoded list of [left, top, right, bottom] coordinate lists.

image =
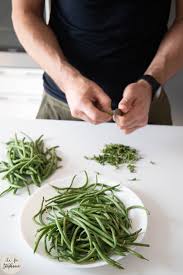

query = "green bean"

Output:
[[8, 183, 23, 189], [0, 186, 14, 197], [3, 161, 27, 178], [71, 226, 80, 256], [92, 241, 124, 269], [33, 197, 45, 225], [70, 213, 114, 245], [30, 173, 39, 187], [33, 172, 149, 269], [0, 134, 61, 196], [76, 248, 96, 263], [95, 216, 108, 233], [34, 228, 49, 253], [127, 247, 149, 261]]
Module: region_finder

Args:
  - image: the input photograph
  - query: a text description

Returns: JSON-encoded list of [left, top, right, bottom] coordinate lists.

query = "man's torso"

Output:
[[44, 0, 171, 108]]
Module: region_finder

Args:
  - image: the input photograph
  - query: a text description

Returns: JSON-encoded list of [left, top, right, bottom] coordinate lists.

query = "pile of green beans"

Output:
[[0, 134, 62, 197], [33, 173, 149, 269]]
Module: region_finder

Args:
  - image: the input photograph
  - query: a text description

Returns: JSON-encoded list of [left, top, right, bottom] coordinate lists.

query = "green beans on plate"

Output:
[[33, 172, 149, 269], [0, 133, 62, 197]]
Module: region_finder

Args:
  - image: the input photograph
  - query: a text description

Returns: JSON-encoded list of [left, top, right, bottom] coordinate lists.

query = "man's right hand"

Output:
[[64, 75, 112, 124], [12, 1, 112, 124]]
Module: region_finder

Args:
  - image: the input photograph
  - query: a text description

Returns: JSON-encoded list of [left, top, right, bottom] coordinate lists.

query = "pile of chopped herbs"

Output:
[[85, 143, 141, 172], [0, 134, 62, 197]]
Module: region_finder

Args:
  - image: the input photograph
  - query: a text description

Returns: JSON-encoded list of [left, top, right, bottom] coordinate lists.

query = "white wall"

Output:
[[165, 0, 183, 125]]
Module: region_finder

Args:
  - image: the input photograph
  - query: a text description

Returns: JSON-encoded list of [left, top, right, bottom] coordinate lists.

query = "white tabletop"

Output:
[[0, 119, 182, 275]]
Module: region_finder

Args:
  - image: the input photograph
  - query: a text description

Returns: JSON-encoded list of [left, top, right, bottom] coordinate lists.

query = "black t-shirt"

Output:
[[44, 0, 171, 108]]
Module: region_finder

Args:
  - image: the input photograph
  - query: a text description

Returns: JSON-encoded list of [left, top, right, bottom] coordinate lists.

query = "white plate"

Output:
[[20, 173, 148, 269]]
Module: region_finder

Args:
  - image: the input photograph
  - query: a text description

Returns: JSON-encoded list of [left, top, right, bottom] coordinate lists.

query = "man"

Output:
[[12, 0, 183, 134]]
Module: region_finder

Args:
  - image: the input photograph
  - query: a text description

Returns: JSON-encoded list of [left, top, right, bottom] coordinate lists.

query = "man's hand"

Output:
[[115, 80, 152, 134], [11, 0, 112, 126], [65, 75, 112, 124]]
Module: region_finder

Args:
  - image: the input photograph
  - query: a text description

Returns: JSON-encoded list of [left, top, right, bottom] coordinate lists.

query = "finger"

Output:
[[115, 112, 138, 128], [117, 120, 139, 130], [94, 87, 112, 114], [75, 110, 105, 125], [79, 112, 94, 124], [72, 110, 92, 123], [123, 123, 147, 135], [118, 83, 138, 113], [82, 102, 112, 124], [118, 98, 131, 113], [117, 98, 147, 128], [117, 114, 148, 129], [123, 127, 139, 135]]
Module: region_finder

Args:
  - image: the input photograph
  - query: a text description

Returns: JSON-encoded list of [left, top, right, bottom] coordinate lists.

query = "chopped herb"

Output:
[[128, 178, 138, 182], [85, 143, 141, 172], [127, 163, 136, 173]]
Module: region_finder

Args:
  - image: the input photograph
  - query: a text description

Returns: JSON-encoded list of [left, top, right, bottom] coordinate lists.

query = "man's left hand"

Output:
[[115, 80, 152, 134]]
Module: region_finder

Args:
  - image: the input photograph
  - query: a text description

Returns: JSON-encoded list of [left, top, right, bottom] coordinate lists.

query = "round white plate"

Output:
[[20, 173, 148, 269]]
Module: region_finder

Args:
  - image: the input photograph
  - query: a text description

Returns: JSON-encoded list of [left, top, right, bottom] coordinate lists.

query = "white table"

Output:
[[0, 119, 183, 275]]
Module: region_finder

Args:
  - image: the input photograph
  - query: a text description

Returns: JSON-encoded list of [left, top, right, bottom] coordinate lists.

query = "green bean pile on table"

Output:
[[0, 134, 61, 196]]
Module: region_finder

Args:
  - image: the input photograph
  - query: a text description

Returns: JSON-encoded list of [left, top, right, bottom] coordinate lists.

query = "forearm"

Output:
[[12, 12, 80, 92], [145, 19, 183, 85]]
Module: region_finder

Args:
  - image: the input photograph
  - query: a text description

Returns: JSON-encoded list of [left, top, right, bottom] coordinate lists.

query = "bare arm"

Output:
[[145, 0, 183, 84], [117, 0, 183, 134], [12, 0, 77, 92], [12, 0, 112, 123]]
